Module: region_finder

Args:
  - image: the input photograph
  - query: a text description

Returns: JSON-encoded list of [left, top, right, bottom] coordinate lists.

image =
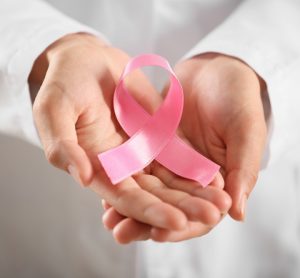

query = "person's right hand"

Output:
[[29, 33, 231, 243]]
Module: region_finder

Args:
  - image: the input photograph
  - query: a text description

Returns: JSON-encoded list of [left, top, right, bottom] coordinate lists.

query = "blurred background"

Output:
[[0, 134, 136, 278]]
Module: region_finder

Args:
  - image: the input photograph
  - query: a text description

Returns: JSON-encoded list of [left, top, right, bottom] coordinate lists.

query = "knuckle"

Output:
[[43, 80, 66, 95], [114, 187, 135, 209], [32, 96, 48, 118], [44, 140, 71, 169], [44, 141, 61, 166], [246, 171, 259, 190], [227, 168, 259, 195], [239, 168, 259, 193], [33, 81, 66, 116]]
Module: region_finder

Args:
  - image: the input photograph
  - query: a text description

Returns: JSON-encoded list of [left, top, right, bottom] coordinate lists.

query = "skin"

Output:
[[101, 53, 268, 243], [176, 54, 267, 220], [29, 33, 232, 243]]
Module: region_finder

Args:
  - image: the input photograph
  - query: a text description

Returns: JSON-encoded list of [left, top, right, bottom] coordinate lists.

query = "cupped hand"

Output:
[[29, 34, 231, 243], [174, 53, 267, 221], [102, 164, 231, 243]]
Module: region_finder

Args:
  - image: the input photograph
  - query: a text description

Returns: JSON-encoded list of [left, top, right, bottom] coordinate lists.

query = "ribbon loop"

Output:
[[98, 54, 220, 186]]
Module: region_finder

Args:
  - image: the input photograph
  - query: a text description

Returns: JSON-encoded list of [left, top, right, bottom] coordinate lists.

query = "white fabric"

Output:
[[0, 0, 300, 277]]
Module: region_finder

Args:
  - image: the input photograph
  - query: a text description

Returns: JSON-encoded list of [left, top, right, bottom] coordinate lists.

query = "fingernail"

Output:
[[240, 194, 248, 221], [67, 165, 83, 186]]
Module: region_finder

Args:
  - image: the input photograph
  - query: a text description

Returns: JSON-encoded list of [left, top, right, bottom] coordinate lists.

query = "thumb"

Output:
[[225, 115, 267, 221], [33, 81, 93, 186]]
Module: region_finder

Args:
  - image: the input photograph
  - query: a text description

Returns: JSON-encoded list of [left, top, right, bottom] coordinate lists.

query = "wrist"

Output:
[[28, 33, 107, 101], [193, 52, 266, 92]]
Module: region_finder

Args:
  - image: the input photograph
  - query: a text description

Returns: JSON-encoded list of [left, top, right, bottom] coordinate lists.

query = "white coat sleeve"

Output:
[[0, 0, 106, 146], [183, 0, 300, 166]]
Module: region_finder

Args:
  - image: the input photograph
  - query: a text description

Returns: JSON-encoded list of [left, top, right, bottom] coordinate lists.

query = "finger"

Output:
[[152, 164, 231, 213], [113, 218, 151, 244], [191, 187, 231, 214], [135, 174, 221, 225], [151, 222, 212, 242], [102, 206, 154, 244], [33, 70, 93, 186], [151, 213, 228, 242], [209, 172, 225, 189], [90, 173, 188, 230], [225, 115, 267, 221], [102, 207, 126, 230]]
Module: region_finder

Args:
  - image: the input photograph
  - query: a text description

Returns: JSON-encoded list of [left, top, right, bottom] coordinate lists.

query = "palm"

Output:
[[175, 54, 267, 220], [75, 47, 163, 166]]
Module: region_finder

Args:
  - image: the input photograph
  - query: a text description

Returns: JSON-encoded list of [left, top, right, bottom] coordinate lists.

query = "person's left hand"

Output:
[[175, 53, 267, 221]]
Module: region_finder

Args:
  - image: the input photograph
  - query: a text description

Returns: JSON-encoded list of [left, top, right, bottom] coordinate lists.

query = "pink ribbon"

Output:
[[98, 54, 220, 186]]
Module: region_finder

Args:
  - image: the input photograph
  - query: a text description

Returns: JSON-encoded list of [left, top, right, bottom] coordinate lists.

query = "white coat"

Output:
[[1, 0, 300, 277]]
